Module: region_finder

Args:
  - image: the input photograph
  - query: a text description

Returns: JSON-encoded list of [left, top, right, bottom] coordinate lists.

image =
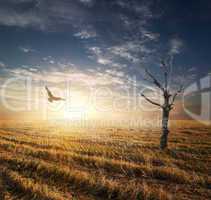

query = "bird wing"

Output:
[[54, 97, 65, 101], [45, 86, 54, 98]]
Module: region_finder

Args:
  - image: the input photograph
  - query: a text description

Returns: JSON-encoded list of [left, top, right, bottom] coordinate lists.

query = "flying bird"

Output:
[[45, 86, 65, 102]]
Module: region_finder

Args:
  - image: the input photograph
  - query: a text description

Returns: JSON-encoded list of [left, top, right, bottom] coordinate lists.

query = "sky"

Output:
[[0, 0, 210, 123]]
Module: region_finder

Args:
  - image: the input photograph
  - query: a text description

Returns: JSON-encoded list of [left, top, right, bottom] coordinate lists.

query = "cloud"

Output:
[[0, 0, 94, 32], [1, 0, 160, 91], [97, 58, 111, 65], [169, 38, 184, 55], [19, 46, 35, 53], [29, 67, 38, 72], [7, 64, 127, 89], [42, 56, 56, 65], [88, 46, 124, 68], [49, 60, 55, 64], [105, 69, 124, 77], [4, 56, 129, 89], [0, 61, 6, 68], [0, 2, 45, 29], [114, 0, 152, 17], [109, 44, 139, 63], [109, 41, 153, 63], [74, 29, 97, 39], [43, 56, 52, 61], [0, 0, 156, 37], [87, 44, 152, 90], [78, 0, 94, 6], [0, 0, 158, 61], [141, 30, 160, 41], [89, 47, 101, 55], [88, 46, 110, 65]]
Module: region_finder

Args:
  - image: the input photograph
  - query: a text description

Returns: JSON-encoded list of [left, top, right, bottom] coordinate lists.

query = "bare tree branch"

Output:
[[164, 71, 168, 90], [141, 93, 162, 108], [140, 55, 185, 149], [160, 57, 173, 91], [145, 69, 165, 92], [170, 85, 184, 105]]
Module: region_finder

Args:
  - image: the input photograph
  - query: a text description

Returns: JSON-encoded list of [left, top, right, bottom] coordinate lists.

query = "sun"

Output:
[[60, 92, 95, 120]]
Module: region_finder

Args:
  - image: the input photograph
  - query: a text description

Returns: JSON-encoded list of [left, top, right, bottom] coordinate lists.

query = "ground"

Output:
[[0, 121, 210, 200]]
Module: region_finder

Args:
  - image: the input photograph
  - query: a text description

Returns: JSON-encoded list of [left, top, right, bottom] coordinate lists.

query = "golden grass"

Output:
[[0, 121, 210, 200], [0, 166, 69, 200]]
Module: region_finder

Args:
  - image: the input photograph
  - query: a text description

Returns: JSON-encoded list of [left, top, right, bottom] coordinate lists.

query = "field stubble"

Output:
[[0, 121, 210, 200]]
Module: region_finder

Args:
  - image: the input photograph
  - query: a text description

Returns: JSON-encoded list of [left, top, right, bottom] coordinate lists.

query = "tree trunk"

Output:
[[160, 108, 170, 149]]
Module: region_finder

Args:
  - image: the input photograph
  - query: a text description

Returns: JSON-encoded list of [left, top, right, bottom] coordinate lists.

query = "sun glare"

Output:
[[57, 92, 95, 120]]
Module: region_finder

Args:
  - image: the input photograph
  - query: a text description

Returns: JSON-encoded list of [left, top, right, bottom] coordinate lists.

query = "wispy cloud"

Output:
[[1, 0, 160, 92], [88, 47, 111, 65], [6, 60, 128, 88], [114, 0, 152, 17], [88, 46, 125, 69], [49, 60, 55, 64], [74, 29, 97, 39], [19, 46, 35, 53], [109, 42, 141, 63], [97, 58, 111, 65], [88, 40, 153, 66], [0, 0, 92, 32], [0, 61, 6, 68], [169, 38, 184, 55], [78, 0, 95, 6], [42, 56, 56, 65]]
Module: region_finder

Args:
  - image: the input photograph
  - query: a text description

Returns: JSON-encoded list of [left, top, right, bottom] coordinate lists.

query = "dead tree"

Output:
[[141, 58, 183, 150]]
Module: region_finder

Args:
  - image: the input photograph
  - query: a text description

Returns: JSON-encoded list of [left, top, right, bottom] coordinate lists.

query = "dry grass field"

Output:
[[0, 121, 210, 200]]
